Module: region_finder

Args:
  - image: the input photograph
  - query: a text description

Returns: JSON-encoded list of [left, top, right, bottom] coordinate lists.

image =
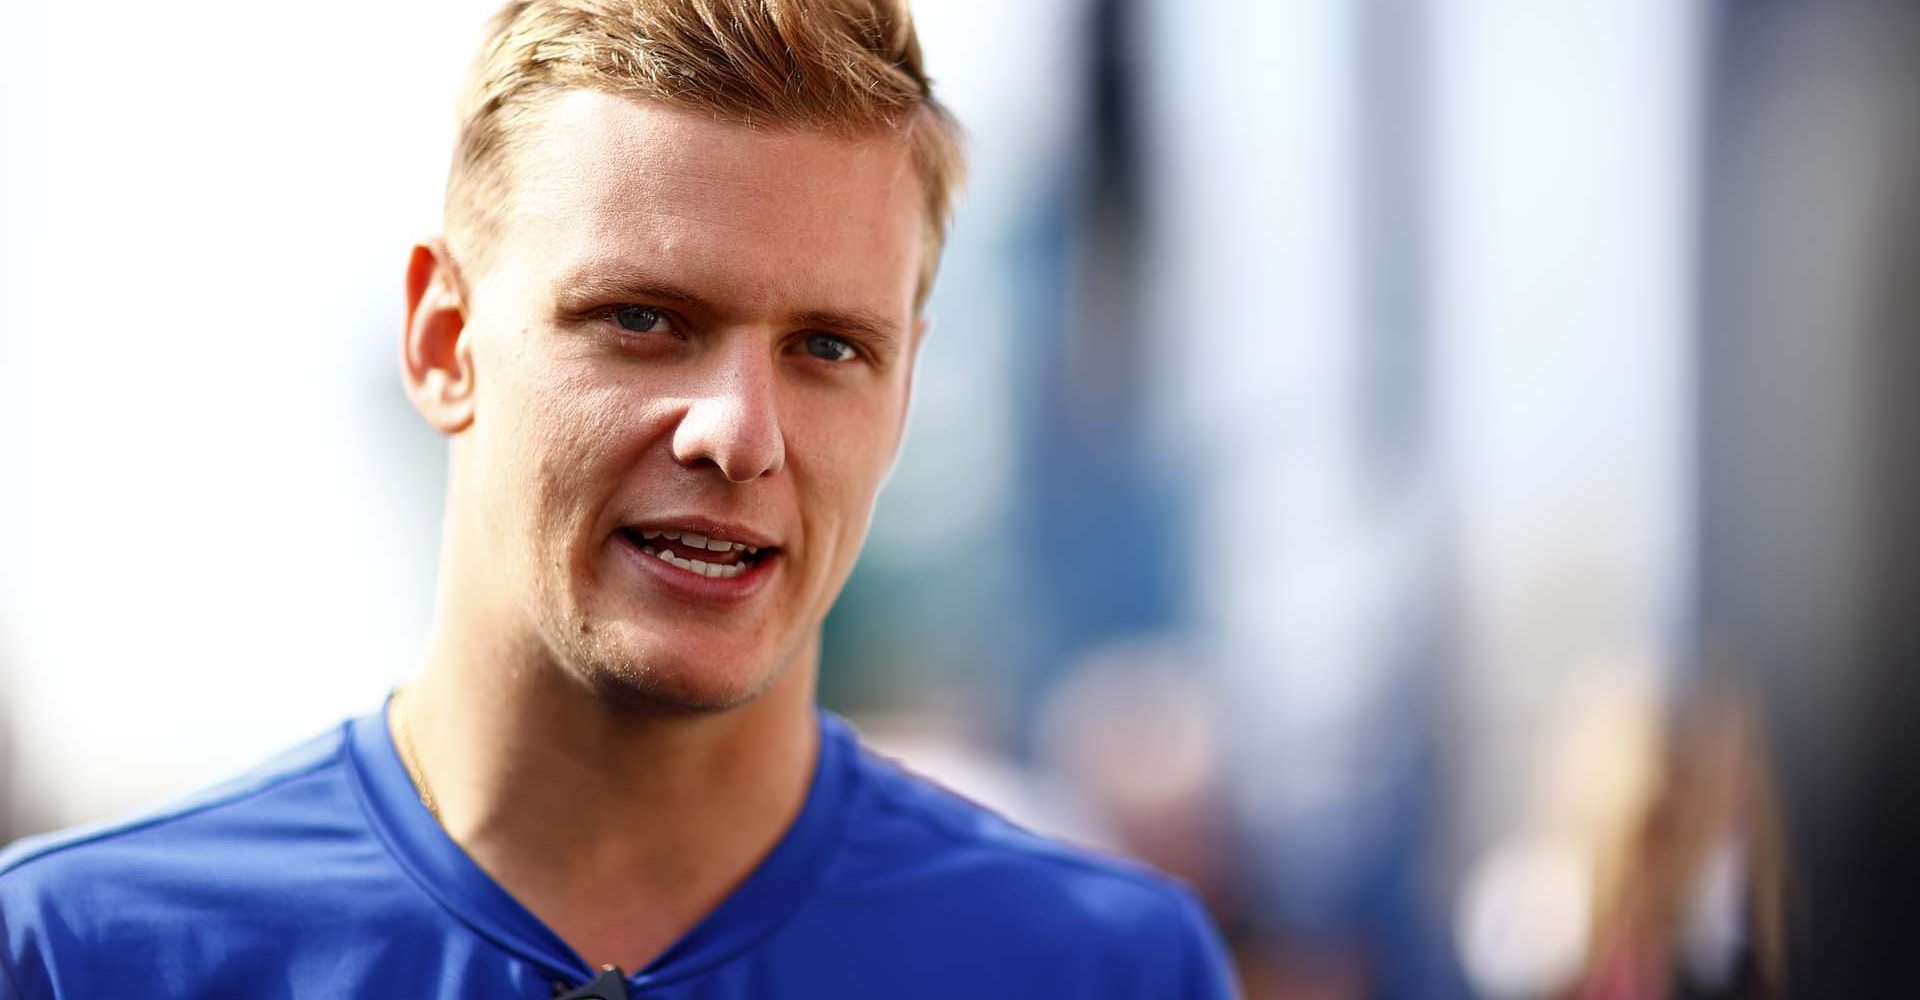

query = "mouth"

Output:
[[615, 525, 779, 581]]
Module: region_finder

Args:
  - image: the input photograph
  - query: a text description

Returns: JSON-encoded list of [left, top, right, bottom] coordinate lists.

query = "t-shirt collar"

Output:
[[345, 700, 857, 989]]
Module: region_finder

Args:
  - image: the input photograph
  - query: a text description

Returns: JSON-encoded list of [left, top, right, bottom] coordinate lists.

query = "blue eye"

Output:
[[803, 332, 857, 362], [613, 306, 670, 333]]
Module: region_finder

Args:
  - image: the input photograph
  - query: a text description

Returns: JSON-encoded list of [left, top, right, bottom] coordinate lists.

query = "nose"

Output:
[[671, 338, 786, 483]]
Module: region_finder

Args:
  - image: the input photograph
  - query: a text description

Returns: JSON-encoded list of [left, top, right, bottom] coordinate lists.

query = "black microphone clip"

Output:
[[553, 965, 629, 1000]]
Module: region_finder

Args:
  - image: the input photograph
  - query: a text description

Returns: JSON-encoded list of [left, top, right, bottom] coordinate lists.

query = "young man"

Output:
[[0, 2, 1236, 996]]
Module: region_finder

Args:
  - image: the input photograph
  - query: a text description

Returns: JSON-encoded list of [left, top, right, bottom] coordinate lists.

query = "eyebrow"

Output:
[[553, 268, 904, 346], [792, 306, 903, 347], [554, 269, 717, 314]]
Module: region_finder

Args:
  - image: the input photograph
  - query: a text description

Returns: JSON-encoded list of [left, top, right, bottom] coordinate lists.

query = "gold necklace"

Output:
[[391, 689, 443, 823]]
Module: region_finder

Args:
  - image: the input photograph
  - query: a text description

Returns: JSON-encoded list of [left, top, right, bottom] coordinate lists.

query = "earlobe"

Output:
[[402, 240, 477, 435]]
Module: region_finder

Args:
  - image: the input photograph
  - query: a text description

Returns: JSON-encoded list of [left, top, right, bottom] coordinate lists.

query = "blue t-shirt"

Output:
[[0, 708, 1236, 998]]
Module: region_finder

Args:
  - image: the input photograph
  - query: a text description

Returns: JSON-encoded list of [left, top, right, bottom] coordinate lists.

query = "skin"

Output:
[[396, 89, 928, 972]]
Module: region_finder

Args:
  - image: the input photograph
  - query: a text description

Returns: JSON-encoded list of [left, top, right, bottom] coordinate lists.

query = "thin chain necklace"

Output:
[[391, 689, 443, 823]]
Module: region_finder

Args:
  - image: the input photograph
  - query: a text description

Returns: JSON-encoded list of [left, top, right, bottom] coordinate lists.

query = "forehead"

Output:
[[497, 89, 926, 319]]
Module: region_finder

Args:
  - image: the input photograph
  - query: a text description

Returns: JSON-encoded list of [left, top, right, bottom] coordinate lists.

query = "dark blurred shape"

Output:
[[1700, 0, 1920, 996], [1019, 0, 1185, 711]]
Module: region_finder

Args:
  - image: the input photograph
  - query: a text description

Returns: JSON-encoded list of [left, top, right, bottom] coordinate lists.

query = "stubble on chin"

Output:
[[538, 592, 802, 717]]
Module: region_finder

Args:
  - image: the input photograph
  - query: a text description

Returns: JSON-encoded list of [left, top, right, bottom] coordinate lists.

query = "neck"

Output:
[[395, 622, 820, 973]]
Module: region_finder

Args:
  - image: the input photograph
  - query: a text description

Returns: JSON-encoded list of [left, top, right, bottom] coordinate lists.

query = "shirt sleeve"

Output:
[[1170, 886, 1241, 1000]]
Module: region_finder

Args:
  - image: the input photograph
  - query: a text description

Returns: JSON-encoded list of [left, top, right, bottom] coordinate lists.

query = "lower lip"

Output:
[[613, 532, 779, 603]]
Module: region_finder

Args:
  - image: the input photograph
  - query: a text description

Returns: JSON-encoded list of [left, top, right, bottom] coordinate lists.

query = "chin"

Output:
[[558, 627, 787, 715]]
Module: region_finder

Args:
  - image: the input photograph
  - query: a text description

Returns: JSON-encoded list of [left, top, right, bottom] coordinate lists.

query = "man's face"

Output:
[[447, 90, 926, 710]]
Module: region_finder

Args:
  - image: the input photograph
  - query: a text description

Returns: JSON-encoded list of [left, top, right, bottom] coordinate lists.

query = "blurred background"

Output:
[[3, 0, 1916, 996]]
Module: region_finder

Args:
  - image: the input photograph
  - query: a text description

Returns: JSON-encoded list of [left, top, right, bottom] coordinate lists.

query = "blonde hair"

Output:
[[446, 0, 965, 306]]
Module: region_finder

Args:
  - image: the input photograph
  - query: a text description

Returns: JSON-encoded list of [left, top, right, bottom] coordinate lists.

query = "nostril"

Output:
[[669, 392, 784, 481]]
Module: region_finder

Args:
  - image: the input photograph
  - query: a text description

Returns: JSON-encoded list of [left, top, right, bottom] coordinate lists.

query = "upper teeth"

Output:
[[640, 529, 758, 554]]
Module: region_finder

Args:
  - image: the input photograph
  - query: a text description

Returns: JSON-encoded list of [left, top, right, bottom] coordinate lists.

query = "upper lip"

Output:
[[620, 516, 781, 551]]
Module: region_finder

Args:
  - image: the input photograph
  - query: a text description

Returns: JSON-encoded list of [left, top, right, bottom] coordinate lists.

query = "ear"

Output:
[[402, 240, 476, 434]]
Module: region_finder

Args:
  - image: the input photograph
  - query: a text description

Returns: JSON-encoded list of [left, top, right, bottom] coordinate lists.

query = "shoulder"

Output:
[[0, 724, 358, 985], [0, 722, 351, 883], [825, 727, 1237, 997]]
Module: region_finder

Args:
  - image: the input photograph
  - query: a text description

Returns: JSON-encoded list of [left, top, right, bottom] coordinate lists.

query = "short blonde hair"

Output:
[[446, 0, 965, 306]]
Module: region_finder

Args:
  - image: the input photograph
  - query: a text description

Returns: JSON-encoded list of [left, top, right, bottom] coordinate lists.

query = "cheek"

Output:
[[789, 387, 908, 541], [539, 386, 648, 505], [490, 358, 652, 544]]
